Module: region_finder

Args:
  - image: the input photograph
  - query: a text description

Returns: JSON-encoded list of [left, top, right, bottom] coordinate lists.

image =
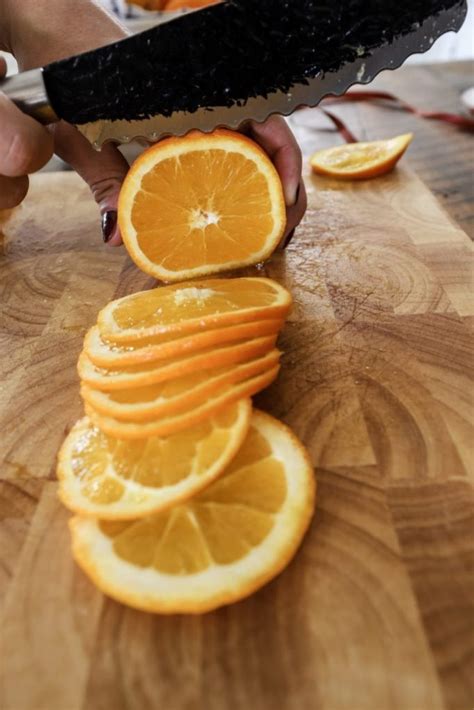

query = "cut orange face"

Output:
[[310, 133, 413, 180], [78, 334, 277, 391], [97, 277, 291, 344], [57, 400, 251, 520], [81, 350, 280, 422], [69, 411, 316, 614], [85, 365, 280, 439], [118, 130, 286, 282], [84, 319, 283, 369]]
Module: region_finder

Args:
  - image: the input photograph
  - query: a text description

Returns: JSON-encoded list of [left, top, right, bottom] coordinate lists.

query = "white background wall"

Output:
[[407, 0, 473, 63]]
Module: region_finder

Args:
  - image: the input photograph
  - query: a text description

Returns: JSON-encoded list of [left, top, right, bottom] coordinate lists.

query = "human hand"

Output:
[[0, 54, 54, 210], [1, 0, 306, 248], [245, 116, 307, 247], [0, 0, 130, 245]]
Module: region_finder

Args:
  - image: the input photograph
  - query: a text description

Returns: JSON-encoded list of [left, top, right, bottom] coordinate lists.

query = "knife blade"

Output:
[[1, 0, 467, 149]]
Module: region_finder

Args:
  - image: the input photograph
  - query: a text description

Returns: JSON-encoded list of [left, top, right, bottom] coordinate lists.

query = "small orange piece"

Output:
[[98, 277, 291, 344], [85, 365, 280, 439], [310, 133, 413, 180], [78, 334, 277, 391], [118, 130, 286, 282], [84, 320, 283, 369], [81, 350, 280, 422]]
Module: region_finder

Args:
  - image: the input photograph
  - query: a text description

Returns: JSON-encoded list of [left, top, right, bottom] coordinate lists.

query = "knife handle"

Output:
[[1, 68, 59, 124]]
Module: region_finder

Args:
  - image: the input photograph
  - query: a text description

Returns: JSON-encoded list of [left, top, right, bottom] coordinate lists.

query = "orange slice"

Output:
[[78, 334, 277, 391], [70, 411, 316, 613], [310, 133, 413, 180], [57, 400, 251, 520], [85, 365, 280, 439], [84, 319, 283, 368], [81, 350, 280, 422], [98, 277, 291, 343], [118, 130, 286, 282], [165, 0, 218, 10]]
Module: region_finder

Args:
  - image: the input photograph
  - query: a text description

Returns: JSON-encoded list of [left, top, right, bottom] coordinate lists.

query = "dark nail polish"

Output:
[[101, 210, 117, 243], [282, 228, 296, 250]]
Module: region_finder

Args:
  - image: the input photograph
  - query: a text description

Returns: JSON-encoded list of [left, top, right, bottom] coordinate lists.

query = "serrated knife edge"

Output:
[[80, 1, 467, 150]]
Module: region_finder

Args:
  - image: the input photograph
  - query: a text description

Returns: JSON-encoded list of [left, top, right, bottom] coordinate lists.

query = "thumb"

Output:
[[50, 121, 130, 246]]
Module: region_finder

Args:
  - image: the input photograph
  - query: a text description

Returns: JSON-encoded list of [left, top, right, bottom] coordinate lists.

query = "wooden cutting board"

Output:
[[0, 161, 472, 710]]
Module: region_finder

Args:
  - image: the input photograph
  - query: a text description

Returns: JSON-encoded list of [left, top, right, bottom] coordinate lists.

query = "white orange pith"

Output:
[[70, 411, 316, 614], [118, 130, 286, 282]]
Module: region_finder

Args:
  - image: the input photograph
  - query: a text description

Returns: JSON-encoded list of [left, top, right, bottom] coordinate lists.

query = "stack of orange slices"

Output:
[[57, 277, 316, 613]]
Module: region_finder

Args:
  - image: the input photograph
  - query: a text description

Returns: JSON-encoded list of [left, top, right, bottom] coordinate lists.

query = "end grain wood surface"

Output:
[[0, 72, 473, 710], [302, 60, 474, 240]]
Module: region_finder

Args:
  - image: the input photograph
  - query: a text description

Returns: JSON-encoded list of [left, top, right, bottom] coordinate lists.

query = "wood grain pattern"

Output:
[[298, 60, 474, 240], [0, 105, 473, 710]]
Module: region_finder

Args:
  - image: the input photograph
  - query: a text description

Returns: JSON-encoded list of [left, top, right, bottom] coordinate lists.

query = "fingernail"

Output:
[[286, 182, 300, 208], [282, 228, 296, 250], [101, 210, 117, 243]]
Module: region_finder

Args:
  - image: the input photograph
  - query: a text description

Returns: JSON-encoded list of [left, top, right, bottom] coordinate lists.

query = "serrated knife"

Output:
[[0, 0, 467, 149]]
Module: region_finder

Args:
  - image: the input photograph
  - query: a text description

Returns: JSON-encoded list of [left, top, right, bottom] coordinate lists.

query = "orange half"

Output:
[[118, 130, 286, 282]]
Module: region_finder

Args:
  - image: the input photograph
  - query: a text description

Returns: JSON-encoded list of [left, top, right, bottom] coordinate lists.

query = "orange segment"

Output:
[[118, 130, 286, 282], [310, 133, 413, 180], [81, 350, 280, 421], [84, 319, 283, 368], [69, 411, 316, 614], [78, 334, 277, 391], [97, 277, 291, 343], [85, 365, 280, 439], [57, 400, 251, 520]]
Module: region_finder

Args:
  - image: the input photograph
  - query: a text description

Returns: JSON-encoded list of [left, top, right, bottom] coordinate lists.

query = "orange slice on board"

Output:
[[118, 130, 286, 282], [57, 400, 251, 520], [70, 411, 316, 614], [78, 334, 277, 391], [98, 278, 291, 344], [81, 350, 280, 422], [84, 319, 283, 369], [85, 365, 280, 439], [310, 133, 413, 180]]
